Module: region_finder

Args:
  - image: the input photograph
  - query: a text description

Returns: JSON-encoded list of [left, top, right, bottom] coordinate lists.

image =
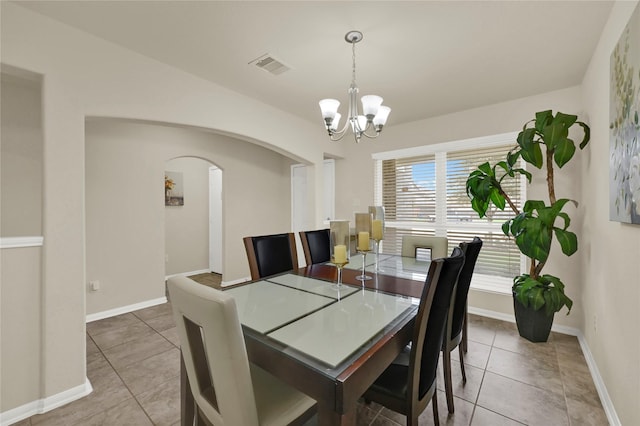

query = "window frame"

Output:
[[372, 131, 526, 294]]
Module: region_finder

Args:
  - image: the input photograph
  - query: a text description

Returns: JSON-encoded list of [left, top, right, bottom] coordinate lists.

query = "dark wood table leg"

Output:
[[317, 403, 356, 426], [181, 353, 195, 426]]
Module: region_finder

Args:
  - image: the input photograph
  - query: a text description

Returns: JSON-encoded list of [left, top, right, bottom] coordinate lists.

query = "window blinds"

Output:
[[377, 142, 524, 290]]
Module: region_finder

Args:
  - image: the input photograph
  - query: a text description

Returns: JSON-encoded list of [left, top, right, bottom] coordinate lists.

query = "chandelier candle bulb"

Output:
[[372, 220, 383, 241], [358, 232, 370, 251]]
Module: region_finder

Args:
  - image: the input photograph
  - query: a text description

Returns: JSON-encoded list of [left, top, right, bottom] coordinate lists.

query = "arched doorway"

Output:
[[165, 156, 223, 279]]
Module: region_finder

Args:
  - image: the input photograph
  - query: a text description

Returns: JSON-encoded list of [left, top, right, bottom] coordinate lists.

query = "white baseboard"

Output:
[[469, 307, 619, 425], [0, 236, 44, 249], [576, 331, 621, 426], [86, 297, 167, 323], [221, 276, 251, 287], [0, 378, 92, 426], [467, 306, 581, 336], [468, 306, 516, 324]]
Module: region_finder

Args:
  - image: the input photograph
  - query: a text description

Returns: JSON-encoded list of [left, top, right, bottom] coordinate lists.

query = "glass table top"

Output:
[[225, 280, 336, 334], [225, 273, 418, 375], [344, 254, 430, 281], [268, 286, 414, 367]]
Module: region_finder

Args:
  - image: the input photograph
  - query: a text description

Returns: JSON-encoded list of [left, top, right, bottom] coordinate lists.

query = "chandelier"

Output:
[[319, 31, 391, 143]]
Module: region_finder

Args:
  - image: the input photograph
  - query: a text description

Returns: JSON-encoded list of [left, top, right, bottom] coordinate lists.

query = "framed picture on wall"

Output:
[[165, 171, 184, 206], [610, 2, 640, 224]]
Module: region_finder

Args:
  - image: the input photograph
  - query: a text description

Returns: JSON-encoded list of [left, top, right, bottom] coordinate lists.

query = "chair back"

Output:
[[449, 237, 483, 341], [167, 276, 259, 426], [299, 229, 330, 265], [401, 235, 448, 260], [409, 247, 464, 401], [243, 233, 298, 280]]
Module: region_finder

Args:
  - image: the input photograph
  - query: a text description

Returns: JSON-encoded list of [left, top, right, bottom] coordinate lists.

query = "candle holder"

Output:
[[329, 220, 350, 289], [355, 212, 373, 281], [368, 206, 385, 273]]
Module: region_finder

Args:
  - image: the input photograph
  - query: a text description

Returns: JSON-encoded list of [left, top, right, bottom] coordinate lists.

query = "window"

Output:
[[373, 132, 525, 293]]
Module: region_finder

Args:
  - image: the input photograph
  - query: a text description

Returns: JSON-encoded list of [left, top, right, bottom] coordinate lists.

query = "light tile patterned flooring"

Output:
[[16, 273, 608, 425]]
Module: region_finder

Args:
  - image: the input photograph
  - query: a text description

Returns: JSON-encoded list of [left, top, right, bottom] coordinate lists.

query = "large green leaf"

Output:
[[478, 162, 493, 176], [534, 110, 553, 132], [514, 168, 533, 183], [490, 188, 506, 210], [506, 150, 521, 167], [513, 274, 573, 315], [554, 111, 578, 128], [577, 121, 591, 149], [542, 121, 569, 150], [530, 287, 545, 311], [517, 129, 544, 168], [554, 229, 578, 256], [513, 216, 551, 262], [536, 207, 558, 228], [554, 138, 577, 168], [523, 200, 546, 213], [471, 197, 489, 218], [550, 198, 573, 216]]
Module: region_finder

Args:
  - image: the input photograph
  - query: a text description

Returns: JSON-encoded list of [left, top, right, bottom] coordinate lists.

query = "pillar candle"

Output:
[[334, 244, 347, 264], [372, 219, 383, 241], [358, 232, 370, 251]]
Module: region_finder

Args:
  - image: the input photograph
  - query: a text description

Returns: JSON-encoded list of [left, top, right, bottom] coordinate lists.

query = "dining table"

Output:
[[180, 254, 431, 426]]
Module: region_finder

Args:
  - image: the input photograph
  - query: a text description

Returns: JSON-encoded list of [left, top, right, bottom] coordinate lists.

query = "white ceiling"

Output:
[[15, 1, 614, 127]]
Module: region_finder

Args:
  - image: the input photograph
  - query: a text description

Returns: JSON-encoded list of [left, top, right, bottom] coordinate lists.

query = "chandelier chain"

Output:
[[351, 40, 357, 87]]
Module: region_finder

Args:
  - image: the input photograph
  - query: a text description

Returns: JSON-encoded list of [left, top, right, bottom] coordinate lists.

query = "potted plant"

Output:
[[465, 110, 590, 342]]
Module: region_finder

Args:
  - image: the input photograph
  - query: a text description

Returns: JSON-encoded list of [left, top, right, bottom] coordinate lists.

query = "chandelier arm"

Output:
[[360, 128, 381, 138]]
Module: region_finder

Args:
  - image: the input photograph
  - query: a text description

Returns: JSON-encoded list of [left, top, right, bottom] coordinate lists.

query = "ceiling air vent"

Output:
[[249, 54, 290, 75]]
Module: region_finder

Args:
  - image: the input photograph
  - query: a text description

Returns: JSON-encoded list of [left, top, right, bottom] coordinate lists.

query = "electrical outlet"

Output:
[[165, 254, 169, 263], [593, 314, 598, 333], [90, 280, 100, 291]]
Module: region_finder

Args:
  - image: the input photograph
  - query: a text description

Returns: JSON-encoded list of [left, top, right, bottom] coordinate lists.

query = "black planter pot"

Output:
[[513, 295, 554, 342]]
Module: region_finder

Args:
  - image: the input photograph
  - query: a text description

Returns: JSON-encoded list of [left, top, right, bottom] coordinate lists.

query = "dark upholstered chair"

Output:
[[363, 247, 465, 426], [243, 233, 299, 280], [167, 276, 316, 425], [442, 237, 482, 413], [298, 229, 330, 266]]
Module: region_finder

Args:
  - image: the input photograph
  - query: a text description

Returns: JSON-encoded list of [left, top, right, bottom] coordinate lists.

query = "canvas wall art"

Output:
[[165, 171, 184, 206], [610, 3, 640, 224]]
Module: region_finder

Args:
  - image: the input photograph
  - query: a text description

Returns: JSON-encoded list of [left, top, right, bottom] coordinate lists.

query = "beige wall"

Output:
[[164, 157, 211, 276], [0, 246, 42, 412], [337, 85, 586, 330], [85, 120, 293, 315], [581, 2, 640, 424], [1, 72, 43, 237]]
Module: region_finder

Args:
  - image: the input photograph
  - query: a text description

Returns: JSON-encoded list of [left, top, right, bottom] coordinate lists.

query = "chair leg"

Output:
[[432, 390, 440, 426], [459, 344, 467, 384], [443, 349, 455, 414], [462, 304, 468, 353]]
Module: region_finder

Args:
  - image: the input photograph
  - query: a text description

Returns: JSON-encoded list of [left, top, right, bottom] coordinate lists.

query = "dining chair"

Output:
[[243, 233, 299, 280], [442, 236, 483, 413], [401, 235, 448, 261], [363, 247, 465, 426], [298, 229, 330, 266], [167, 276, 316, 426]]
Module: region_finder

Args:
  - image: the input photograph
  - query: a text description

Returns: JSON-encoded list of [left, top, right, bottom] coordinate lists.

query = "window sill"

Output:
[[470, 273, 513, 295]]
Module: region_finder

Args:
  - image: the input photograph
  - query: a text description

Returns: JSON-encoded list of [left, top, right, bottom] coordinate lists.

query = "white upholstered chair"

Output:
[[401, 235, 449, 260], [167, 276, 316, 426]]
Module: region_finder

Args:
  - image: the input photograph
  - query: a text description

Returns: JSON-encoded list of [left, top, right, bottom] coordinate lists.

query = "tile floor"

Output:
[[17, 274, 607, 426]]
